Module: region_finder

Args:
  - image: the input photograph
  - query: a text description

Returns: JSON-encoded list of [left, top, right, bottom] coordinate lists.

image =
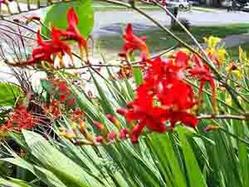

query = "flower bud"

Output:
[[204, 125, 219, 132], [93, 121, 105, 130], [107, 131, 117, 142], [106, 114, 121, 129], [95, 136, 104, 143], [119, 128, 129, 140]]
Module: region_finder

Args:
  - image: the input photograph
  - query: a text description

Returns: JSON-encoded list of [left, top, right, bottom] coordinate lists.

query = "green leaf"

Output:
[[178, 127, 207, 187], [91, 72, 115, 115], [0, 83, 23, 107], [40, 79, 53, 93], [149, 133, 187, 187], [132, 67, 143, 86], [22, 130, 103, 187], [0, 178, 32, 187], [2, 157, 66, 187], [42, 0, 94, 38]]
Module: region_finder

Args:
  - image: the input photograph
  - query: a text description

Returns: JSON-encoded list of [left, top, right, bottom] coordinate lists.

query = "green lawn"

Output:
[[93, 0, 160, 11], [96, 23, 249, 60], [227, 43, 249, 59]]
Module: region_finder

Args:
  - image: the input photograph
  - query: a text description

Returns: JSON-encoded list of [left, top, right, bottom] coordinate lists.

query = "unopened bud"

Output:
[[93, 121, 105, 130], [204, 125, 219, 132], [106, 114, 121, 128], [95, 136, 104, 143], [119, 128, 129, 140], [107, 131, 117, 141], [117, 108, 127, 116]]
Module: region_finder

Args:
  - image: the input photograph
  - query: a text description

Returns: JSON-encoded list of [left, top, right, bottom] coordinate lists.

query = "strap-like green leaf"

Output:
[[22, 130, 104, 187]]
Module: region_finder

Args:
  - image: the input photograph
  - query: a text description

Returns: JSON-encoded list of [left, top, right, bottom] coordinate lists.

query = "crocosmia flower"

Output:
[[118, 51, 199, 143], [121, 23, 150, 59], [28, 30, 72, 65], [20, 7, 86, 68], [0, 105, 38, 133], [189, 54, 216, 110], [58, 7, 88, 56]]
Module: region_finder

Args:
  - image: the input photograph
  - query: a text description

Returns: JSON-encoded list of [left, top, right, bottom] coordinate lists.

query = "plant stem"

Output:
[[198, 114, 249, 120]]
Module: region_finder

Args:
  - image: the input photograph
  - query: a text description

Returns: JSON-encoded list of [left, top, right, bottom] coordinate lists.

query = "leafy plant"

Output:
[[0, 0, 249, 187]]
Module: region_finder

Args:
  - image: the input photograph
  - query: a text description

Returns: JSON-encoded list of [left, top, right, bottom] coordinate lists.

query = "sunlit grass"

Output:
[[96, 23, 249, 61]]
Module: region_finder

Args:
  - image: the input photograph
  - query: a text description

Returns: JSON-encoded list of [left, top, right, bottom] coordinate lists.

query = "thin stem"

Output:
[[198, 114, 249, 120], [100, 0, 216, 76]]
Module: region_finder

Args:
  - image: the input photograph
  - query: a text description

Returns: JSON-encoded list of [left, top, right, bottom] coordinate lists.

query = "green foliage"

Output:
[[0, 83, 23, 107], [1, 1, 249, 187], [1, 64, 247, 187], [42, 0, 94, 38], [0, 178, 32, 187]]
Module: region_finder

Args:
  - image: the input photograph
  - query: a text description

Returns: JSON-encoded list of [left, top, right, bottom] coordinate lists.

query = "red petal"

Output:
[[67, 7, 79, 26], [130, 123, 145, 143]]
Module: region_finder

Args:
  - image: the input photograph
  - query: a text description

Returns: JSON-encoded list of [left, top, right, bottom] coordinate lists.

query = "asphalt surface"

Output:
[[7, 7, 249, 37], [93, 9, 249, 36]]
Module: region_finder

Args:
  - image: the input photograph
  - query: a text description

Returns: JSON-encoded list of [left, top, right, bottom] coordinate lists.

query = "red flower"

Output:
[[95, 136, 104, 143], [58, 7, 87, 55], [46, 99, 61, 118], [118, 84, 168, 143], [157, 78, 195, 110], [70, 108, 84, 122], [0, 105, 38, 133], [166, 111, 198, 128], [189, 55, 216, 109], [107, 131, 117, 141], [28, 29, 72, 65], [50, 79, 76, 107], [119, 128, 129, 140], [121, 24, 150, 59], [145, 51, 189, 85], [117, 52, 199, 143], [23, 8, 86, 67], [93, 121, 105, 130]]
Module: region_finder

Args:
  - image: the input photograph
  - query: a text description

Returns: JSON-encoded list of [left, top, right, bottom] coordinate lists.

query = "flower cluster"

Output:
[[44, 78, 76, 118], [59, 112, 130, 145], [93, 114, 129, 144], [117, 24, 217, 143], [0, 105, 38, 134], [25, 8, 87, 68], [51, 79, 76, 106]]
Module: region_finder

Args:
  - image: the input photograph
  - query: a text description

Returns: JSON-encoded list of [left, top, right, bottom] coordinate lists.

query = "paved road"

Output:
[[8, 7, 249, 37], [93, 9, 249, 36]]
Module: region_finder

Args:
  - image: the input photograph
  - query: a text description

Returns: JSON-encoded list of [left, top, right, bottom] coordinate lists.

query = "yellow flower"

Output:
[[204, 36, 221, 49], [216, 48, 227, 64], [225, 62, 242, 79], [204, 36, 227, 65], [239, 46, 248, 63]]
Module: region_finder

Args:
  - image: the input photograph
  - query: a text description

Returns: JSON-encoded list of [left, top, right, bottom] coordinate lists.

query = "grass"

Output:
[[93, 0, 161, 11], [228, 43, 249, 59], [95, 23, 249, 60]]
